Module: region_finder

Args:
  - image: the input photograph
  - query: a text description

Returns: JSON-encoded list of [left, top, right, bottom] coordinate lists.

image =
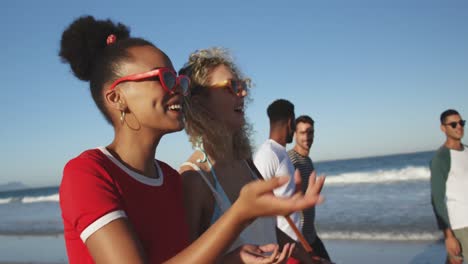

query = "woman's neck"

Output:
[[108, 129, 162, 178], [204, 147, 235, 166], [202, 134, 235, 163]]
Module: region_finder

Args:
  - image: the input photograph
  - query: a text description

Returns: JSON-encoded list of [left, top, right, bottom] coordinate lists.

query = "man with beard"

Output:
[[288, 115, 331, 261], [254, 99, 302, 241]]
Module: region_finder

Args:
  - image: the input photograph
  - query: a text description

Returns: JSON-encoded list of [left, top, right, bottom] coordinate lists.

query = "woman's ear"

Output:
[[105, 89, 126, 111]]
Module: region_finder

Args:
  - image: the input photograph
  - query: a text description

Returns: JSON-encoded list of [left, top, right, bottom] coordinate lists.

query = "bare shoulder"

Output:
[[179, 152, 205, 173], [179, 152, 214, 189], [179, 152, 215, 232]]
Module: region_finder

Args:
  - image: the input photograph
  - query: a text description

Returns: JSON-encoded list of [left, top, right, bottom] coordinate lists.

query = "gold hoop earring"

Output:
[[120, 111, 126, 124]]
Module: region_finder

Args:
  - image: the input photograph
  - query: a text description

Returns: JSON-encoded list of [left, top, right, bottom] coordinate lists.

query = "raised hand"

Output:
[[235, 173, 325, 221], [303, 170, 325, 200], [293, 169, 302, 194]]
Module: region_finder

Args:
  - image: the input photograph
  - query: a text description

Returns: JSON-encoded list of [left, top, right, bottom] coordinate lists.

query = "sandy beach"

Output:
[[0, 235, 446, 264]]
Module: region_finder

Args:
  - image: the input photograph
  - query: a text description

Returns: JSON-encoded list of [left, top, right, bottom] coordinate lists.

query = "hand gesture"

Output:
[[236, 172, 325, 221], [224, 243, 295, 264]]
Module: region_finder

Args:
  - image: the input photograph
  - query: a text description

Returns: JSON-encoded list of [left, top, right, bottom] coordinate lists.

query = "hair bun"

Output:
[[59, 15, 130, 81]]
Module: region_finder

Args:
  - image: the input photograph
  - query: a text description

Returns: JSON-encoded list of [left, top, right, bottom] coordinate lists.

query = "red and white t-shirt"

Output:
[[60, 147, 189, 263]]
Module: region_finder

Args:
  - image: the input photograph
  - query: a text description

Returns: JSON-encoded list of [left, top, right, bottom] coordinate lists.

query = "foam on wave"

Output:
[[318, 231, 441, 241], [325, 166, 429, 185]]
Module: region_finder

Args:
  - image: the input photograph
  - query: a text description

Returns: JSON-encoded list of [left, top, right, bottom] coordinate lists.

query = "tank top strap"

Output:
[[243, 160, 260, 180], [180, 161, 225, 209], [204, 159, 232, 214]]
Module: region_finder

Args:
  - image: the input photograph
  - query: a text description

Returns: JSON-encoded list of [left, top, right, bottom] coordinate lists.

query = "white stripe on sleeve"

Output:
[[80, 210, 127, 243]]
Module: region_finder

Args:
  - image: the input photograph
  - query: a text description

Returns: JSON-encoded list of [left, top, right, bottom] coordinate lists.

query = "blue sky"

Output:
[[1, 0, 467, 187]]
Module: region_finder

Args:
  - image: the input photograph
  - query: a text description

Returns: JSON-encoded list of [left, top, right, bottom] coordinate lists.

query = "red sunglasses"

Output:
[[108, 67, 190, 96], [209, 79, 248, 97]]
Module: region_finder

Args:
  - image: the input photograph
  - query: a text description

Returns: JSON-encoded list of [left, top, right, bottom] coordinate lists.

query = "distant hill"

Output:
[[0, 181, 29, 192]]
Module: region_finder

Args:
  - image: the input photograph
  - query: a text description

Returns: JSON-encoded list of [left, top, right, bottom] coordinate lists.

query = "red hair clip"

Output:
[[106, 34, 117, 45]]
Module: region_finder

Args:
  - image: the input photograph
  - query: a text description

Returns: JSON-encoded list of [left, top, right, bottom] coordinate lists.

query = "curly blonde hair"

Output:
[[180, 47, 253, 161]]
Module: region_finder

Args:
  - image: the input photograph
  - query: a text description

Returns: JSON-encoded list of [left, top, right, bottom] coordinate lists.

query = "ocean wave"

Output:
[[0, 198, 12, 204], [324, 166, 430, 185], [0, 194, 59, 204], [22, 194, 59, 203], [318, 231, 441, 241]]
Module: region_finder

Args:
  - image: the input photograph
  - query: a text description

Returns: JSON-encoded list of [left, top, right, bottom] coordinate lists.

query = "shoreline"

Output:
[[324, 239, 445, 264], [0, 234, 447, 264]]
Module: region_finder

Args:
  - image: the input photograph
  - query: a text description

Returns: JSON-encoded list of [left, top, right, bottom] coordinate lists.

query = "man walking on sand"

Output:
[[430, 109, 468, 264], [254, 99, 302, 242], [288, 115, 331, 261]]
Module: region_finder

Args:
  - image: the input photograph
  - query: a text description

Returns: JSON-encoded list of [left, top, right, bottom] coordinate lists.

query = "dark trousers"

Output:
[[309, 236, 331, 261]]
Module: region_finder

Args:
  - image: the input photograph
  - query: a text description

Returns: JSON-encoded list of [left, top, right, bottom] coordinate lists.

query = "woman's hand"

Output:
[[224, 243, 295, 264], [235, 172, 325, 221], [165, 171, 324, 264]]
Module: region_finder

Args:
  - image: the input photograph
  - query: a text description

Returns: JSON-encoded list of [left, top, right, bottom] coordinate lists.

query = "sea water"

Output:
[[0, 151, 441, 241], [314, 150, 440, 241]]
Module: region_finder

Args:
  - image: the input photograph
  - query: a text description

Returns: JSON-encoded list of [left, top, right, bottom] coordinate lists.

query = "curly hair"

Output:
[[179, 47, 254, 161], [59, 15, 156, 124]]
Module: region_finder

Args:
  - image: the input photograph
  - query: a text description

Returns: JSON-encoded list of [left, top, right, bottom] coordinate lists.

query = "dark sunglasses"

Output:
[[209, 79, 248, 97], [108, 67, 190, 96], [445, 120, 466, 129]]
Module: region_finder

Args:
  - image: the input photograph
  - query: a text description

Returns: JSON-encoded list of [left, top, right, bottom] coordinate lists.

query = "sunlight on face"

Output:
[[442, 114, 464, 140], [295, 122, 314, 151], [206, 64, 246, 131], [113, 46, 184, 133]]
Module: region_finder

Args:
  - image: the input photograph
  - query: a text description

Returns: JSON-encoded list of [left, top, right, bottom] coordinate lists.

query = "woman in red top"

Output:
[[58, 16, 325, 264]]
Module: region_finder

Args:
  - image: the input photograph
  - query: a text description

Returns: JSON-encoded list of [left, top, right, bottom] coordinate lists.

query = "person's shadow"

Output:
[[409, 240, 446, 264]]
